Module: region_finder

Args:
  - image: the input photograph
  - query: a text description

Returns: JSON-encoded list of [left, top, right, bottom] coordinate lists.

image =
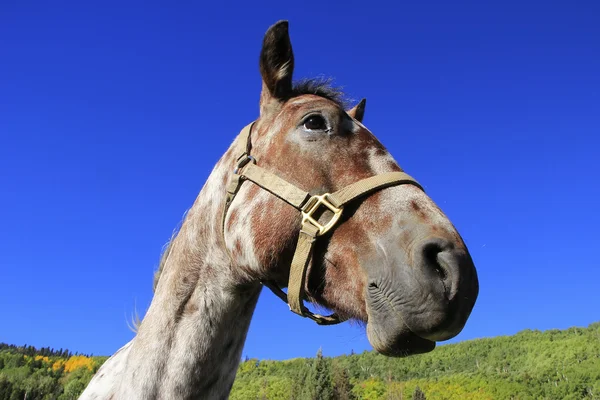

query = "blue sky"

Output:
[[1, 1, 599, 360]]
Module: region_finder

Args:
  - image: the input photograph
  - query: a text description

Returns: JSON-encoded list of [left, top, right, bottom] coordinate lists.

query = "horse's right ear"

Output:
[[259, 21, 294, 115], [347, 98, 367, 123]]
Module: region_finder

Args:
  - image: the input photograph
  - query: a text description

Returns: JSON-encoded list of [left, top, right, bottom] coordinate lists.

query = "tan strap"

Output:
[[328, 171, 423, 208], [286, 222, 344, 325], [241, 163, 311, 209], [287, 223, 318, 315], [222, 122, 255, 240]]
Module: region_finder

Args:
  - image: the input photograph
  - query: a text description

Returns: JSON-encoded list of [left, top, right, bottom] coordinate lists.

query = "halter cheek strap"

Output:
[[223, 122, 424, 325]]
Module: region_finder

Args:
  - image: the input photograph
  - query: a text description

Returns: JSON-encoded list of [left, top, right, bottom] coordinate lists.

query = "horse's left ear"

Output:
[[259, 21, 294, 115], [347, 98, 367, 122]]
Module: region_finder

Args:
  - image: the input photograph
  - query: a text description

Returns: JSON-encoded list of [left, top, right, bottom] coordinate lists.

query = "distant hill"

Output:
[[0, 344, 107, 400], [1, 322, 599, 399], [231, 322, 600, 399]]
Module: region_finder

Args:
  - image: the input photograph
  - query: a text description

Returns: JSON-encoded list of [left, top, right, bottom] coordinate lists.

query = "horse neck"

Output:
[[113, 134, 262, 399]]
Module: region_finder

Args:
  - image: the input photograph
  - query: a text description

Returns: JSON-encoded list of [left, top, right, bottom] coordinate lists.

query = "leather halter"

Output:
[[223, 122, 424, 325]]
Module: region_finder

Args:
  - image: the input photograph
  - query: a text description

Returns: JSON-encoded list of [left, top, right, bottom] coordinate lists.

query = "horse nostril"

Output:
[[420, 239, 452, 297], [423, 242, 447, 278]]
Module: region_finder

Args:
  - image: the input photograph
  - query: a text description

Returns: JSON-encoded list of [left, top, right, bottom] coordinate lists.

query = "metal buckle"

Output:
[[301, 194, 343, 235], [234, 154, 256, 174]]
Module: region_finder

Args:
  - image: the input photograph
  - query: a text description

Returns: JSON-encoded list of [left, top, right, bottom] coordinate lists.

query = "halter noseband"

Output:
[[223, 122, 424, 325]]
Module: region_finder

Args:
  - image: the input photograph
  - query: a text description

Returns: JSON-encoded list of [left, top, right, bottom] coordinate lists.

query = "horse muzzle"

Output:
[[365, 236, 479, 356]]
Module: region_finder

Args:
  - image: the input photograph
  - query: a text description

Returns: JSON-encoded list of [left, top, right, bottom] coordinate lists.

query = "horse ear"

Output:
[[259, 21, 294, 114], [347, 98, 367, 123]]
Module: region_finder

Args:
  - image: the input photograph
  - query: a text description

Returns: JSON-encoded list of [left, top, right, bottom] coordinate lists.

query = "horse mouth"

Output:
[[365, 289, 437, 357], [366, 319, 436, 357], [364, 279, 460, 357]]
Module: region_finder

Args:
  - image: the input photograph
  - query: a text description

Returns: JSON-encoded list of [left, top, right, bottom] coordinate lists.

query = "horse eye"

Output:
[[303, 115, 328, 131]]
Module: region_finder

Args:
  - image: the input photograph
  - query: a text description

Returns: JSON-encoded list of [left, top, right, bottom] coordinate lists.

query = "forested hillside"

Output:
[[1, 322, 598, 399], [230, 322, 600, 399], [0, 344, 106, 399]]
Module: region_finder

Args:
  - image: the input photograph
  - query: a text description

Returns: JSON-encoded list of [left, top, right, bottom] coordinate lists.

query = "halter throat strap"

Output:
[[223, 123, 424, 325]]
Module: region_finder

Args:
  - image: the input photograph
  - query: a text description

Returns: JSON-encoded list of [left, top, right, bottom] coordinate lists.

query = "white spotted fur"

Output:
[[79, 133, 263, 400]]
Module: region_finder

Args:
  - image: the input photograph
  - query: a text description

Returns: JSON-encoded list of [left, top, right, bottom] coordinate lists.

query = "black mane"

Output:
[[291, 78, 349, 108]]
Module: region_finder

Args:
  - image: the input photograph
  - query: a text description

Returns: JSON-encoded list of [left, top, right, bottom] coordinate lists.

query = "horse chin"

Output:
[[366, 319, 436, 357]]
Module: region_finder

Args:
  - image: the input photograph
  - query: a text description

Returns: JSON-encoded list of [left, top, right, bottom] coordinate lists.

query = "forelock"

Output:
[[290, 78, 349, 108]]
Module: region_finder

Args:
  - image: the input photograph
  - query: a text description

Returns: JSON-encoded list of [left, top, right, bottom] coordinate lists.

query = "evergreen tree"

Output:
[[307, 348, 333, 400], [413, 386, 426, 400], [332, 363, 354, 400], [294, 359, 312, 400], [0, 376, 13, 400], [9, 386, 25, 400]]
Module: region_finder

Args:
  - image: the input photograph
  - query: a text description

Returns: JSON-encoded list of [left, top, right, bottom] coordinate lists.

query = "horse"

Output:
[[80, 20, 478, 400]]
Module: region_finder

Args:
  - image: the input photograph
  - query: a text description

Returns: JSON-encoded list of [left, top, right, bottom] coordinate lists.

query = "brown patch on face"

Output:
[[249, 197, 298, 280], [387, 161, 401, 172], [319, 246, 368, 319], [378, 213, 393, 230], [411, 200, 430, 223], [424, 202, 467, 251], [246, 183, 261, 199], [375, 147, 387, 156], [411, 200, 421, 212]]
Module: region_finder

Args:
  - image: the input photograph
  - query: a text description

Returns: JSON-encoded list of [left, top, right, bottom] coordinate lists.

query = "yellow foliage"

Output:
[[35, 355, 50, 363], [64, 355, 94, 372], [52, 359, 65, 371]]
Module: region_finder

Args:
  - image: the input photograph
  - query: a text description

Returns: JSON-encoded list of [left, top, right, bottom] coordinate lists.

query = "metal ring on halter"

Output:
[[234, 155, 256, 174]]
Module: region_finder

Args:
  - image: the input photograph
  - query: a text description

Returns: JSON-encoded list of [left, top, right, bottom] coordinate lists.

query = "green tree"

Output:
[[332, 362, 354, 400], [306, 348, 333, 400], [9, 386, 25, 400], [59, 378, 86, 400], [352, 377, 385, 400], [413, 386, 426, 400], [0, 375, 14, 400]]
